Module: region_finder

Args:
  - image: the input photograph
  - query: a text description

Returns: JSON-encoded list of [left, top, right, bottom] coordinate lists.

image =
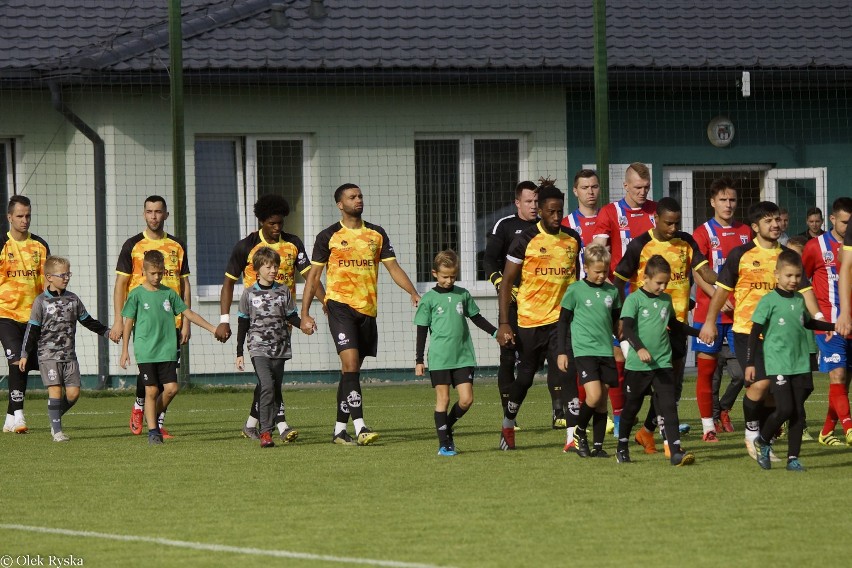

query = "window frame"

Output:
[[414, 133, 528, 294]]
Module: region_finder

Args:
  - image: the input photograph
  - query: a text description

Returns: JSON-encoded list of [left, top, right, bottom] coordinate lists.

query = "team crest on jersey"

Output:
[[710, 236, 720, 248], [604, 295, 613, 308], [456, 302, 463, 315], [368, 239, 378, 254], [32, 250, 40, 265], [170, 249, 178, 264], [660, 307, 668, 320], [163, 299, 171, 312], [824, 251, 834, 263], [618, 216, 628, 228], [46, 303, 57, 315], [740, 235, 749, 244], [252, 297, 263, 307]]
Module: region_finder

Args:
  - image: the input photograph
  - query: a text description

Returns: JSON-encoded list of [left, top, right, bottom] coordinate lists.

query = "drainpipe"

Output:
[[48, 82, 110, 389]]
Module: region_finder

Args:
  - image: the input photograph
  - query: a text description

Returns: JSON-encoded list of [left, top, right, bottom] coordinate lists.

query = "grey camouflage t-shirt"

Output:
[[238, 283, 296, 359], [24, 291, 96, 361]]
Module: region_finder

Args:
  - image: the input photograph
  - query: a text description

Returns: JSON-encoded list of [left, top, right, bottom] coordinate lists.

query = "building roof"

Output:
[[2, 0, 851, 82]]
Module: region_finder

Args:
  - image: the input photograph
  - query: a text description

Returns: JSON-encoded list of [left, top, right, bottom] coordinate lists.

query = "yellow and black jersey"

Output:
[[716, 240, 786, 334], [225, 231, 310, 294], [0, 232, 49, 322], [311, 221, 395, 317], [116, 232, 190, 295], [614, 230, 708, 321], [506, 223, 582, 328]]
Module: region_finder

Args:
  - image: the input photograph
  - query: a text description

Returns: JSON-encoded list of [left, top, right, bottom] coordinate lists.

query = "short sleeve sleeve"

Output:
[[716, 246, 744, 291], [464, 289, 480, 317], [413, 293, 432, 326], [311, 227, 332, 265], [28, 295, 44, 325], [751, 295, 770, 326], [121, 290, 138, 319], [170, 290, 187, 315]]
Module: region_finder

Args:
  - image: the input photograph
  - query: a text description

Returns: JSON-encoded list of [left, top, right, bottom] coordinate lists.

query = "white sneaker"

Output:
[[745, 437, 757, 460], [12, 419, 28, 434], [52, 431, 70, 442], [768, 447, 781, 462]]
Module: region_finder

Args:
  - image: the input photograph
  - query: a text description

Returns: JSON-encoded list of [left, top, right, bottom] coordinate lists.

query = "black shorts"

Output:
[[575, 356, 618, 387], [516, 323, 559, 370], [430, 367, 474, 388], [0, 318, 37, 371], [138, 361, 178, 387], [733, 332, 767, 382], [624, 367, 675, 396], [769, 372, 814, 394], [326, 299, 379, 358]]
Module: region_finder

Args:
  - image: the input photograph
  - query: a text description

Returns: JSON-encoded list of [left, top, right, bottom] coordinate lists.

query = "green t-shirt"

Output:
[[621, 289, 674, 371], [122, 285, 187, 364], [560, 280, 621, 357], [413, 286, 480, 371], [751, 289, 812, 375]]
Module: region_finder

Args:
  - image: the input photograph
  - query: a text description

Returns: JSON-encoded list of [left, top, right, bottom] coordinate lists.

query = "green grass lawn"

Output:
[[2, 377, 851, 567]]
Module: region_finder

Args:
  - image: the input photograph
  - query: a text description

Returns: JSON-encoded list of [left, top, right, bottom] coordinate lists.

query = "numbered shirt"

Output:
[[225, 231, 310, 294], [692, 219, 752, 324], [560, 279, 621, 357], [311, 221, 395, 317], [413, 286, 480, 370], [506, 223, 582, 328], [0, 232, 49, 323], [751, 290, 813, 375], [238, 283, 296, 360], [121, 285, 187, 363]]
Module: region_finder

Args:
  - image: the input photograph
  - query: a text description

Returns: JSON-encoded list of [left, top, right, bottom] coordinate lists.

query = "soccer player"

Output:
[[1, 195, 49, 434], [414, 250, 497, 456], [557, 243, 621, 458], [616, 255, 699, 466], [801, 197, 852, 446], [215, 194, 324, 442], [691, 178, 752, 442], [593, 162, 657, 434], [19, 256, 115, 441], [496, 183, 582, 450], [119, 251, 217, 445], [699, 201, 787, 460], [235, 247, 302, 449], [109, 196, 190, 438], [798, 206, 825, 240], [614, 197, 717, 455], [300, 183, 419, 446], [483, 180, 538, 422], [747, 250, 835, 471]]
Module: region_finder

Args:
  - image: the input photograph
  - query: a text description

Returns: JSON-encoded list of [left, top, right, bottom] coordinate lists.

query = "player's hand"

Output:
[[415, 363, 425, 376], [119, 352, 130, 369], [300, 314, 317, 335], [744, 365, 756, 384], [698, 322, 717, 346], [722, 298, 735, 314], [497, 323, 515, 347], [215, 322, 231, 342], [109, 322, 123, 342], [637, 348, 652, 363], [17, 357, 27, 372], [410, 293, 420, 307], [321, 302, 329, 316], [836, 312, 852, 337], [557, 354, 569, 372], [180, 323, 191, 345], [236, 356, 244, 371]]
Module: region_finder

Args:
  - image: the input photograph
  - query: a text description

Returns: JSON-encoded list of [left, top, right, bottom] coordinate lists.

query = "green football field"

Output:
[[2, 377, 851, 568]]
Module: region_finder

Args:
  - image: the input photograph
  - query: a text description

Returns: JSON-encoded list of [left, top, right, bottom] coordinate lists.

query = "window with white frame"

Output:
[[194, 136, 310, 296], [414, 135, 523, 285]]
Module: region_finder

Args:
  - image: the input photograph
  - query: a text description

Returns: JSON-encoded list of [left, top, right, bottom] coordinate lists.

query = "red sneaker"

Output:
[[260, 431, 275, 448], [702, 430, 720, 443], [499, 427, 515, 450], [130, 408, 143, 435], [634, 428, 658, 454], [160, 427, 174, 439], [720, 410, 734, 433]]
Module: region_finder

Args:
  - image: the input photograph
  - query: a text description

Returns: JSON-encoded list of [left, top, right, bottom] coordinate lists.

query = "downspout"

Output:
[[48, 82, 110, 389]]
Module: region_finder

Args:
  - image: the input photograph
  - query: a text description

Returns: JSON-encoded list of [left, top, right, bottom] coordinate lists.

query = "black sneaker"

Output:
[[616, 447, 631, 463], [148, 431, 163, 445], [332, 431, 357, 446], [591, 447, 610, 458], [574, 430, 591, 458]]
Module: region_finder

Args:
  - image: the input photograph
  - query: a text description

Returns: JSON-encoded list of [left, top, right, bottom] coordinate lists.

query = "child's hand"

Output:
[[744, 365, 756, 384], [17, 357, 27, 372], [119, 352, 130, 369], [497, 323, 515, 347], [236, 356, 244, 371], [637, 348, 652, 363], [557, 354, 569, 372], [300, 315, 317, 335], [415, 363, 425, 376]]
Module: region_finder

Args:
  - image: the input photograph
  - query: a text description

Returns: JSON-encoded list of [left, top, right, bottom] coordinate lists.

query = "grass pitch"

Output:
[[2, 377, 851, 567]]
